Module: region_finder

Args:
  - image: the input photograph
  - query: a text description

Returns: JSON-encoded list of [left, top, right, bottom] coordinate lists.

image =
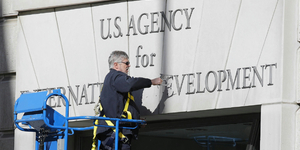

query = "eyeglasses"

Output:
[[119, 61, 130, 65]]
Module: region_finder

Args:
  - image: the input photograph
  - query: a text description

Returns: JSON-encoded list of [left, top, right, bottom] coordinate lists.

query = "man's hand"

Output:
[[151, 78, 163, 85]]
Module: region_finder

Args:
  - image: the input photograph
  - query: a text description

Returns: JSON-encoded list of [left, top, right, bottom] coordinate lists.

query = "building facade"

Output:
[[0, 0, 299, 149]]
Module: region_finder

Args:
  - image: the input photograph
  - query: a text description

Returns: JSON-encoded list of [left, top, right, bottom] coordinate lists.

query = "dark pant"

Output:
[[97, 131, 132, 150]]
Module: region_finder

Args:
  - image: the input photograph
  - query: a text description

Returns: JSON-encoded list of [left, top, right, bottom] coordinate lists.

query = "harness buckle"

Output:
[[120, 136, 129, 144], [121, 111, 128, 118]]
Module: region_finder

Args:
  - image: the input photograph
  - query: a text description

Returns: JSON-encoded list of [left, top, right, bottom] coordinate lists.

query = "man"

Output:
[[96, 50, 162, 150]]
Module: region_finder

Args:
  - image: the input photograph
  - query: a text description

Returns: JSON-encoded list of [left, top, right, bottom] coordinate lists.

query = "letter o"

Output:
[[141, 54, 149, 67], [205, 71, 218, 93]]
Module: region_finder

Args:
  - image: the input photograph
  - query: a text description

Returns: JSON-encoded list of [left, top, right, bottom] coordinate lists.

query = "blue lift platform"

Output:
[[14, 89, 146, 150]]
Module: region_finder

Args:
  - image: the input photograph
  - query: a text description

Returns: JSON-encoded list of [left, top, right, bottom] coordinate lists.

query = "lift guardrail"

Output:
[[14, 89, 146, 150]]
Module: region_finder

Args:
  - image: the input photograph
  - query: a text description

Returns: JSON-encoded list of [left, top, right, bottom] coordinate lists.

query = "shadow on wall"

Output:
[[133, 82, 173, 116], [132, 0, 171, 116], [0, 0, 16, 149]]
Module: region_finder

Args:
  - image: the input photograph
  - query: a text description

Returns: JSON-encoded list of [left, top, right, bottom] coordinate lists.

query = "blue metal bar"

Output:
[[98, 140, 101, 150], [43, 90, 69, 130], [14, 121, 37, 132], [115, 120, 119, 150], [44, 89, 69, 150], [68, 116, 145, 123]]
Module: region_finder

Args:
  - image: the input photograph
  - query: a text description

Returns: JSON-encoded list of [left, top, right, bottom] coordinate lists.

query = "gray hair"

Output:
[[108, 51, 129, 69]]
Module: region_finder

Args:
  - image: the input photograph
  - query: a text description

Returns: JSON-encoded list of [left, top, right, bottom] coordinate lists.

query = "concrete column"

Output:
[[261, 103, 299, 150], [14, 128, 35, 150], [295, 105, 300, 150]]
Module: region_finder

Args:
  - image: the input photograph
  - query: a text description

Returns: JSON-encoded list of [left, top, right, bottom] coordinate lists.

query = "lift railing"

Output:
[[14, 89, 146, 150]]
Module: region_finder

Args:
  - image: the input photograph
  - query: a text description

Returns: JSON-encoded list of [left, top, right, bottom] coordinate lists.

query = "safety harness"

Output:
[[91, 92, 134, 150]]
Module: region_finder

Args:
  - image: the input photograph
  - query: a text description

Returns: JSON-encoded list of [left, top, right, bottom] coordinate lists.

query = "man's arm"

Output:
[[113, 73, 162, 93], [151, 78, 163, 85]]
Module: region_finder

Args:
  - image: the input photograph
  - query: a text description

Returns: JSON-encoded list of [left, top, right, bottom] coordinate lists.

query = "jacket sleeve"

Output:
[[113, 73, 152, 93]]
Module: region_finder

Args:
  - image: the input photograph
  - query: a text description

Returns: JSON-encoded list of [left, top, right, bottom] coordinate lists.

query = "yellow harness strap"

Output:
[[91, 92, 134, 150], [121, 93, 134, 119], [91, 119, 99, 150]]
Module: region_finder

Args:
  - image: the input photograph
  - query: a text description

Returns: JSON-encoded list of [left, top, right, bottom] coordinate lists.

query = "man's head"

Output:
[[108, 51, 131, 74]]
